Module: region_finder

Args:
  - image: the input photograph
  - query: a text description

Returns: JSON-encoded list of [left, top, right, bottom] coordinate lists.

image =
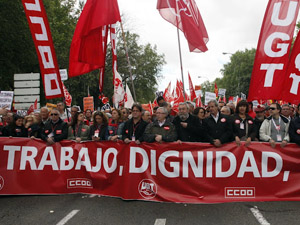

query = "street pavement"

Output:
[[0, 194, 300, 225]]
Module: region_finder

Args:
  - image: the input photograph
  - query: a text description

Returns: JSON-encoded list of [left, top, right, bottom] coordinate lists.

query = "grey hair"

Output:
[[157, 107, 168, 114], [179, 102, 189, 110], [208, 100, 218, 107], [41, 106, 49, 112]]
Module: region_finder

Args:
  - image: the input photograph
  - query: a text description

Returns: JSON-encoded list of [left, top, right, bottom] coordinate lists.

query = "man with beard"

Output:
[[253, 105, 266, 140], [203, 100, 233, 147], [173, 102, 204, 142]]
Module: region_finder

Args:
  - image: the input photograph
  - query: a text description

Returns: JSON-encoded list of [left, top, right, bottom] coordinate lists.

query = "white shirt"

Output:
[[211, 112, 219, 123]]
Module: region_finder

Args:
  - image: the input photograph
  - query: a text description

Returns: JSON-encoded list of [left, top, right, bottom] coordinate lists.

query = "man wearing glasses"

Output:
[[143, 107, 177, 143], [41, 108, 68, 145], [260, 103, 290, 148]]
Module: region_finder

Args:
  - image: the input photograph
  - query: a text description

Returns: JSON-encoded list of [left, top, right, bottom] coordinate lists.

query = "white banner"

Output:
[[205, 91, 216, 105]]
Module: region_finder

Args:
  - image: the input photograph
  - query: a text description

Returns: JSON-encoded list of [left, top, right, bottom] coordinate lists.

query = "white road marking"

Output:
[[56, 210, 80, 225], [154, 218, 166, 225], [250, 206, 270, 225]]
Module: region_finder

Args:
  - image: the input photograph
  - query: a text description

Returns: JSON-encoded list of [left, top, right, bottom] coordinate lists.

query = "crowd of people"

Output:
[[0, 98, 299, 147]]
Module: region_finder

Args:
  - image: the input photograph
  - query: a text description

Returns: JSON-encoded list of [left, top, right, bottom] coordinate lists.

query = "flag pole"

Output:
[[120, 21, 137, 102], [176, 28, 186, 101]]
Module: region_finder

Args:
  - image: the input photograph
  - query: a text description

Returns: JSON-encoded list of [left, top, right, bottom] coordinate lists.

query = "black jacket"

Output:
[[88, 124, 107, 140], [232, 114, 257, 140], [41, 118, 68, 142], [289, 116, 300, 145], [203, 113, 233, 144], [4, 125, 28, 137], [143, 120, 177, 143], [173, 114, 205, 142], [122, 118, 148, 142]]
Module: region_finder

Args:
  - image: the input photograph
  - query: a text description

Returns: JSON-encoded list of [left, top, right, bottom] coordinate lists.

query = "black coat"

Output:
[[203, 113, 233, 144], [289, 116, 300, 145], [232, 114, 257, 140], [173, 114, 205, 142], [122, 118, 148, 142], [4, 125, 28, 137], [41, 118, 68, 142], [88, 124, 107, 140]]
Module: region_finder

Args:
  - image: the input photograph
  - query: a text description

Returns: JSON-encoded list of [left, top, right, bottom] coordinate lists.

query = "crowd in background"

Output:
[[0, 97, 299, 147]]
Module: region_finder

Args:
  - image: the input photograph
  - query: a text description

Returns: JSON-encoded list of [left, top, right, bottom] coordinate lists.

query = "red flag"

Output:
[[173, 80, 185, 112], [228, 96, 234, 103], [163, 82, 174, 102], [69, 0, 121, 77], [188, 73, 196, 101], [195, 94, 202, 107], [248, 0, 300, 101], [62, 83, 72, 107], [282, 30, 300, 103], [157, 0, 208, 52], [223, 95, 227, 104], [214, 82, 218, 98], [27, 104, 34, 115], [33, 99, 38, 110], [22, 0, 64, 99]]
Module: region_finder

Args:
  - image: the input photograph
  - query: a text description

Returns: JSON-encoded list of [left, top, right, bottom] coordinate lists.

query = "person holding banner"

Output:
[[107, 109, 124, 141], [41, 108, 68, 145], [143, 107, 177, 143], [24, 115, 40, 138], [173, 102, 204, 142], [4, 114, 28, 138], [260, 103, 290, 148], [232, 100, 257, 146], [289, 104, 300, 146], [68, 112, 90, 142], [203, 100, 233, 147], [122, 103, 148, 144], [88, 111, 108, 141]]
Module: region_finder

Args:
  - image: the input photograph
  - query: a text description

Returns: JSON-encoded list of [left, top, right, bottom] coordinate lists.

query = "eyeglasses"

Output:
[[50, 113, 58, 116], [269, 107, 276, 110]]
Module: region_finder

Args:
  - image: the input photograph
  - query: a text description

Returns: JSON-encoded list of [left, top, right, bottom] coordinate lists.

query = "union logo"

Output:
[[138, 179, 157, 199]]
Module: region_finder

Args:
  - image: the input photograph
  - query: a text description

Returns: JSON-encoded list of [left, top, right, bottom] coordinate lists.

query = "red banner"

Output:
[[248, 0, 300, 101], [22, 0, 64, 99], [1, 138, 300, 203], [282, 31, 300, 104]]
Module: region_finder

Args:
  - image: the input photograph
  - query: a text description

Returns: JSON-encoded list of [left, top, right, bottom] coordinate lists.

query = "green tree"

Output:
[[218, 48, 256, 97]]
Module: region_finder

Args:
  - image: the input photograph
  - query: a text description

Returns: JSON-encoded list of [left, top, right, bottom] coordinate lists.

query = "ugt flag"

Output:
[[157, 0, 209, 52]]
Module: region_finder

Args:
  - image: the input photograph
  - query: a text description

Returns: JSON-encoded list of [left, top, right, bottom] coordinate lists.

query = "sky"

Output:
[[117, 0, 270, 93]]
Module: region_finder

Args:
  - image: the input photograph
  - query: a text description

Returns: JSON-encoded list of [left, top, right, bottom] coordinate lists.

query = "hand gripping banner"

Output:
[[248, 0, 300, 101], [1, 137, 300, 203], [22, 0, 64, 99]]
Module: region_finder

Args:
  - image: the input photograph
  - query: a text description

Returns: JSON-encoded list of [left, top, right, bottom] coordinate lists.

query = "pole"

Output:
[[177, 27, 186, 101], [120, 21, 137, 102]]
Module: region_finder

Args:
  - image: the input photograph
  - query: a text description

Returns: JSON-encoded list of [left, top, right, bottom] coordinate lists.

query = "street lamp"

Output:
[[198, 76, 210, 81], [222, 52, 233, 55]]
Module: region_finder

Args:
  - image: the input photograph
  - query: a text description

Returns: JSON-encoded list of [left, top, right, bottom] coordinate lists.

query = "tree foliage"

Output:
[[0, 0, 165, 108]]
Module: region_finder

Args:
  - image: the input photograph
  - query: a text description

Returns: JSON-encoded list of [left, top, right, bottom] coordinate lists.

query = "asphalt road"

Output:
[[0, 194, 300, 225]]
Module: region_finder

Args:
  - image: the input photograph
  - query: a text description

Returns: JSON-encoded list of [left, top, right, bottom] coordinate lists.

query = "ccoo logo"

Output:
[[138, 179, 157, 199]]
